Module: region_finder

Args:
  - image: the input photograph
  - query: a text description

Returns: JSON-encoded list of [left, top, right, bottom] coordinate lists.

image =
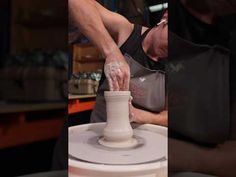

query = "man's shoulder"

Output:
[[128, 24, 149, 35], [117, 24, 149, 47]]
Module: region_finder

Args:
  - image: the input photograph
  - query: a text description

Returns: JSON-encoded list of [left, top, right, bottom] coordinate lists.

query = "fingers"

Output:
[[118, 68, 128, 91], [104, 59, 130, 91], [110, 74, 119, 91], [107, 77, 114, 91], [108, 67, 120, 91], [123, 70, 130, 91], [129, 102, 135, 122], [106, 74, 119, 91], [116, 64, 130, 91], [129, 95, 133, 103], [116, 68, 124, 90]]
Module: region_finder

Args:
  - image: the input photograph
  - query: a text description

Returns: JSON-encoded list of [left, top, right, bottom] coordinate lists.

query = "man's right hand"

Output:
[[104, 52, 130, 91], [69, 0, 132, 91]]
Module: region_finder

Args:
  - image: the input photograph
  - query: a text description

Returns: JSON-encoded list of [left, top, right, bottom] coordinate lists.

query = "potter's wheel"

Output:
[[69, 123, 167, 165]]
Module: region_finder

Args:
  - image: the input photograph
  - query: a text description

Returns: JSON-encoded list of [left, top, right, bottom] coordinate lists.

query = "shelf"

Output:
[[68, 94, 96, 100], [78, 57, 104, 63], [0, 117, 64, 149], [68, 94, 96, 114], [0, 102, 66, 149], [0, 102, 66, 114]]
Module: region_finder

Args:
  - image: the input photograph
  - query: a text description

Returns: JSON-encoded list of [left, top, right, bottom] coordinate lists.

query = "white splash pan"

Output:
[[69, 123, 167, 177]]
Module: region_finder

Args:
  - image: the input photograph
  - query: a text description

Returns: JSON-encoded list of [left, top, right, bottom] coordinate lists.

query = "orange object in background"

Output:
[[68, 94, 96, 114]]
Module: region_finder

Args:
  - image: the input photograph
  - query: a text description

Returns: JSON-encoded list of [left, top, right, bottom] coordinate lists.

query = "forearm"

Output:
[[131, 107, 168, 126], [69, 0, 131, 91], [69, 0, 119, 57], [149, 110, 167, 126]]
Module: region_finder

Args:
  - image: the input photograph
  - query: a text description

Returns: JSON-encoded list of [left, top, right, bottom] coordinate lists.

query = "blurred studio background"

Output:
[[0, 0, 67, 176]]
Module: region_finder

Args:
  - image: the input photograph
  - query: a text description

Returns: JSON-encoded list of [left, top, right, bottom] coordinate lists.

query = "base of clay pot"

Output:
[[98, 137, 138, 149]]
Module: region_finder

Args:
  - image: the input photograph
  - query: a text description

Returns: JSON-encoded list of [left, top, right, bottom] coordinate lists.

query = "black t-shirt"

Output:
[[120, 24, 165, 71]]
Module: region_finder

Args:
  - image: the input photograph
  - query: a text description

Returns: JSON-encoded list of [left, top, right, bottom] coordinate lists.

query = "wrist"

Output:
[[101, 40, 119, 59]]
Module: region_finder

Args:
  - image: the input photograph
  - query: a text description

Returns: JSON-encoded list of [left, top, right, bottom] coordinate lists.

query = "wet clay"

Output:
[[99, 91, 138, 148]]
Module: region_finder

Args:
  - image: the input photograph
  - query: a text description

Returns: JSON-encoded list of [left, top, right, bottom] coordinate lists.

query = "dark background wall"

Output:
[[0, 0, 10, 58]]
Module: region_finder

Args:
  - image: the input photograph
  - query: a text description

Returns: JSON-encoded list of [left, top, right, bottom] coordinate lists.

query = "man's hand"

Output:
[[69, 0, 132, 91], [104, 52, 130, 91], [129, 102, 168, 126]]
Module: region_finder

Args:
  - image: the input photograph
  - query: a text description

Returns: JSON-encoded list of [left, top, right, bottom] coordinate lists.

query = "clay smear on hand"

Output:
[[104, 61, 123, 91]]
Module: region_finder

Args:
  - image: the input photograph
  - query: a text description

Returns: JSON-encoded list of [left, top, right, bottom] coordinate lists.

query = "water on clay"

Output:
[[69, 124, 167, 165]]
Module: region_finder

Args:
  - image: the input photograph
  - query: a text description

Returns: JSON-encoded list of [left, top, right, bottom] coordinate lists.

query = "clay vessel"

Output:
[[103, 91, 133, 142]]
